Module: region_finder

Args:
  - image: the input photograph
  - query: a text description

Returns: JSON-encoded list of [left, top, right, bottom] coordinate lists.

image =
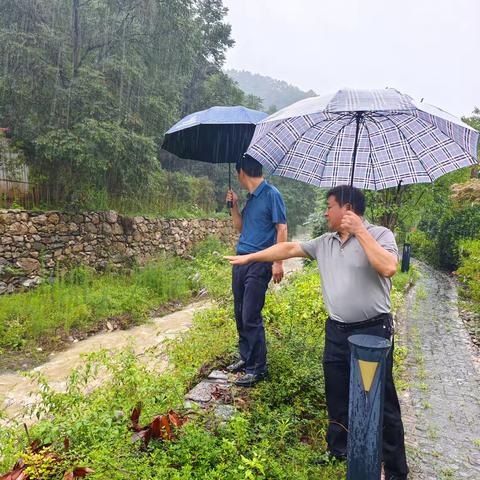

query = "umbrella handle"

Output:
[[227, 162, 233, 209]]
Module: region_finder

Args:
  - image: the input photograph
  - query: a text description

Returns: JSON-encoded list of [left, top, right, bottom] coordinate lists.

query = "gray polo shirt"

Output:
[[300, 221, 398, 323]]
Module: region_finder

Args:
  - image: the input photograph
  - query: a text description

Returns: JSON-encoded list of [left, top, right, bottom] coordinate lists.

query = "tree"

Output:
[[35, 119, 158, 198], [462, 108, 480, 178], [181, 0, 234, 116], [268, 177, 317, 234], [0, 0, 254, 211]]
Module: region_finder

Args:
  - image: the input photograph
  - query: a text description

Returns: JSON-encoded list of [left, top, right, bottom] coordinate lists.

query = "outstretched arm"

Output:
[[225, 241, 307, 265]]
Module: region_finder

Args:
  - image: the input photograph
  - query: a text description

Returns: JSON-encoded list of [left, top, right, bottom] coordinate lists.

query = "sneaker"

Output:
[[226, 359, 246, 373], [234, 372, 268, 387]]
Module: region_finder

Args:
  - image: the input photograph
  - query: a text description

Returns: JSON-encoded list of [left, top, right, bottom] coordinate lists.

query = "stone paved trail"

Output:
[[397, 262, 480, 480]]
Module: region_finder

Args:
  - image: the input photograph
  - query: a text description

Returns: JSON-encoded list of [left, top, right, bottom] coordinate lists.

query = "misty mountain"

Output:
[[226, 69, 316, 112]]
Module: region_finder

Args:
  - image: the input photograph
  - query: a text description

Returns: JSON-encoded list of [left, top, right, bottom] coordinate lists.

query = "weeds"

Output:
[[0, 246, 413, 479], [0, 238, 231, 355]]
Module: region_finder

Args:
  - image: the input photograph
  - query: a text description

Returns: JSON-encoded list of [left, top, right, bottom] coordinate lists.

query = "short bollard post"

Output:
[[347, 334, 391, 480], [401, 242, 411, 273]]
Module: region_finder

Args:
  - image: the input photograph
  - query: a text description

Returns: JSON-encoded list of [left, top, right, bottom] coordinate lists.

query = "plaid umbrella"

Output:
[[246, 88, 479, 190]]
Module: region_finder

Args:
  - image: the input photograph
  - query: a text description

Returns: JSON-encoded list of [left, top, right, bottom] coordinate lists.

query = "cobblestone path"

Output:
[[397, 263, 480, 479]]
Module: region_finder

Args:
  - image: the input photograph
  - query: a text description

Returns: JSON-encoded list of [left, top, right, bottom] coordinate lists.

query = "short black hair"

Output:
[[236, 154, 263, 178], [326, 185, 366, 215]]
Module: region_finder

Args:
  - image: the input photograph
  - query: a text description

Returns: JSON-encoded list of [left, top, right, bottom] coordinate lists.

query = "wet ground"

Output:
[[0, 302, 209, 423], [3, 256, 478, 479], [0, 253, 304, 425], [397, 263, 480, 479]]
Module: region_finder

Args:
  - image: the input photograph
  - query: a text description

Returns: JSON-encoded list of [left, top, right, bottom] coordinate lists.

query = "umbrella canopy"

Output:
[[162, 106, 268, 164], [246, 88, 479, 190]]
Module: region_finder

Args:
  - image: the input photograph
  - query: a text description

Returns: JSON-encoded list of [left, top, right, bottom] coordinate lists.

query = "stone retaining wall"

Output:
[[0, 210, 237, 294]]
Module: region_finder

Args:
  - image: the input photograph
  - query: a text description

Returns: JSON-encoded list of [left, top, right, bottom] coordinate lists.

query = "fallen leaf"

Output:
[[29, 439, 42, 453], [150, 416, 163, 439], [0, 469, 25, 480], [160, 415, 172, 440], [129, 407, 187, 448], [131, 427, 151, 447], [72, 467, 95, 478], [130, 404, 142, 431], [168, 410, 187, 427]]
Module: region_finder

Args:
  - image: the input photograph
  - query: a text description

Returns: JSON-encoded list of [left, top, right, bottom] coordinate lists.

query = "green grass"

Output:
[[0, 238, 232, 353], [392, 265, 418, 390], [0, 251, 413, 479], [390, 265, 418, 313], [457, 239, 480, 303], [0, 266, 347, 479]]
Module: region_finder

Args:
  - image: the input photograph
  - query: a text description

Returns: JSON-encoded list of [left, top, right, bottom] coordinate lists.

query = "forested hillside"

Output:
[[226, 69, 316, 112], [0, 0, 260, 213]]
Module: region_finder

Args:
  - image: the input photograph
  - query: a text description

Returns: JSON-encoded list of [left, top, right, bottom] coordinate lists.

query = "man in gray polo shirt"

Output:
[[225, 185, 408, 480]]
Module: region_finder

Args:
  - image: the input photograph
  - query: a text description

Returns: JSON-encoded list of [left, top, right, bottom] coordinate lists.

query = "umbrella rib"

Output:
[[270, 113, 352, 182], [324, 115, 359, 186], [375, 112, 435, 183], [362, 120, 378, 190], [413, 112, 479, 163], [300, 113, 357, 185]]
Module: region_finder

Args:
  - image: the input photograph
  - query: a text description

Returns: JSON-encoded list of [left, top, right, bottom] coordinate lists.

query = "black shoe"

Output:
[[313, 452, 347, 465], [226, 359, 246, 373], [234, 372, 268, 387], [385, 474, 408, 480]]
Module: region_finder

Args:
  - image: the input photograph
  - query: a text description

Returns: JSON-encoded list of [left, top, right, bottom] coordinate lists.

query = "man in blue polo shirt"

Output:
[[225, 155, 287, 387]]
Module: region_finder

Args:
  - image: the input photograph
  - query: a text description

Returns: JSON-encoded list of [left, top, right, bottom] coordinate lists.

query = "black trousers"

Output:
[[323, 314, 409, 477], [232, 261, 272, 375]]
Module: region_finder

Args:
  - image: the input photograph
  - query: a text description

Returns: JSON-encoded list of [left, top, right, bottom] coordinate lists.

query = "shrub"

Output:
[[437, 206, 480, 270], [0, 240, 231, 353], [456, 239, 480, 303], [408, 230, 438, 265]]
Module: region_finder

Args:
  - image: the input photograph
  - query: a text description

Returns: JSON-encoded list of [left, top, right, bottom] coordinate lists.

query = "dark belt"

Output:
[[328, 312, 391, 330]]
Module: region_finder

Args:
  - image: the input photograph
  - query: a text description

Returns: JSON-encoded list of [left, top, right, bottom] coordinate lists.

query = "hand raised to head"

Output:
[[340, 210, 364, 235]]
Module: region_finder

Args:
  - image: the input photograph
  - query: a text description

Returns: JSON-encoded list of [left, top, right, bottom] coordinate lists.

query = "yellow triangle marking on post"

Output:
[[358, 360, 379, 392]]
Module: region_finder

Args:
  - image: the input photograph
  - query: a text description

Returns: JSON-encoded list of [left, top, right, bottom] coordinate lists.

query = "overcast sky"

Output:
[[223, 0, 479, 118]]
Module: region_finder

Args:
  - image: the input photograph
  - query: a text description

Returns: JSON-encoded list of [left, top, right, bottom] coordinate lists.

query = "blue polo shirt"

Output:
[[237, 180, 287, 254]]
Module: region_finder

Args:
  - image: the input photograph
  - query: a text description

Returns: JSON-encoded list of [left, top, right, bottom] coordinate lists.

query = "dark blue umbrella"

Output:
[[162, 106, 268, 207]]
